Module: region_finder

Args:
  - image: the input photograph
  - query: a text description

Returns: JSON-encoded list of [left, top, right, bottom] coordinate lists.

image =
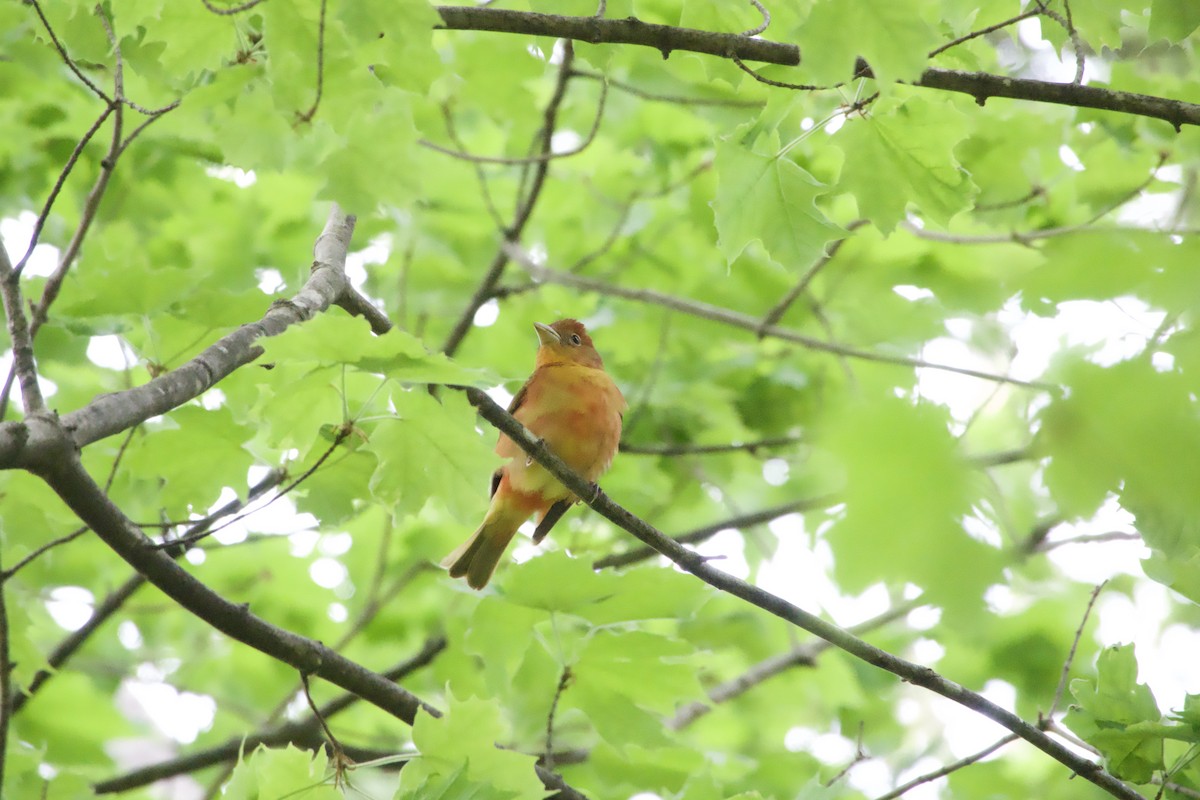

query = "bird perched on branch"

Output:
[[443, 319, 625, 589]]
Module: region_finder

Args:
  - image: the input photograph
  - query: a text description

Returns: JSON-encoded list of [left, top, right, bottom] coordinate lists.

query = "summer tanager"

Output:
[[443, 319, 626, 589]]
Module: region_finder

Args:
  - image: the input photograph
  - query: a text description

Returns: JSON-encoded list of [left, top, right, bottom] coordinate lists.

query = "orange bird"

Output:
[[443, 319, 626, 589]]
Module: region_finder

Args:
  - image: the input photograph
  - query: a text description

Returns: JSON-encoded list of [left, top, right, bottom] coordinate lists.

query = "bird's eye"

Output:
[[570, 333, 582, 345]]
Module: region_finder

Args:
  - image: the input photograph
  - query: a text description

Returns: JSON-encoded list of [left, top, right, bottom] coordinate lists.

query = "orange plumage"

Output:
[[443, 319, 626, 589]]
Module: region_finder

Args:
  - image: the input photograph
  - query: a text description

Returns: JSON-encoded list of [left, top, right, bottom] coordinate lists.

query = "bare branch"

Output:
[[1047, 581, 1107, 718], [669, 600, 918, 729], [504, 248, 1052, 390], [440, 42, 578, 357], [742, 0, 770, 37], [874, 734, 1020, 800], [0, 552, 11, 786], [594, 496, 833, 570], [432, 7, 1200, 128], [93, 637, 448, 794], [199, 0, 269, 14], [10, 469, 286, 714], [461, 386, 1144, 800], [620, 434, 803, 457], [757, 219, 868, 335], [0, 207, 358, 463], [434, 6, 799, 65]]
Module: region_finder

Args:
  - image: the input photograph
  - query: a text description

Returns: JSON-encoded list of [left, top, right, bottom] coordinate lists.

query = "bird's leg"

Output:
[[526, 436, 547, 466]]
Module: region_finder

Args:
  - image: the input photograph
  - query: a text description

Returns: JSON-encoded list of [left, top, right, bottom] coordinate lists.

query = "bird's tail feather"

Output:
[[441, 504, 526, 589]]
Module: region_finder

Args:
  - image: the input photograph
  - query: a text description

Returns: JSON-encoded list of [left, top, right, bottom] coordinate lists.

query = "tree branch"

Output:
[[440, 42, 577, 357], [431, 7, 1200, 129], [434, 6, 798, 65], [460, 386, 1143, 800], [94, 637, 447, 793], [593, 496, 833, 570], [504, 247, 1051, 389], [9, 469, 285, 714], [669, 600, 918, 730], [0, 206, 361, 466], [619, 434, 803, 456]]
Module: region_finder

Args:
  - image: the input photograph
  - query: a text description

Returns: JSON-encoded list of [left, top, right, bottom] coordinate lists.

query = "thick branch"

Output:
[[39, 443, 436, 727], [461, 386, 1143, 800], [432, 7, 1200, 128], [434, 6, 799, 66], [0, 207, 366, 469]]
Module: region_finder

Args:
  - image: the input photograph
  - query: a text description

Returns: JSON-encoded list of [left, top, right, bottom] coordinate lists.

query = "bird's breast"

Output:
[[500, 365, 625, 491]]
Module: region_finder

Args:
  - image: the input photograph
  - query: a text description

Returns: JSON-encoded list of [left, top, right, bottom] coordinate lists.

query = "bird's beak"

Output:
[[534, 322, 560, 346]]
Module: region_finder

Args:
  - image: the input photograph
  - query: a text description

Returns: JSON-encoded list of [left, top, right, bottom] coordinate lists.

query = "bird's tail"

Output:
[[441, 502, 528, 590]]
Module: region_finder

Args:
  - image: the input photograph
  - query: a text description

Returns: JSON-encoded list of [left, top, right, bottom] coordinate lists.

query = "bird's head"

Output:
[[533, 319, 604, 368]]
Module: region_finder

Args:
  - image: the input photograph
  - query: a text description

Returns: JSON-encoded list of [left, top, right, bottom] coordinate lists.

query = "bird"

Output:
[[443, 319, 626, 589]]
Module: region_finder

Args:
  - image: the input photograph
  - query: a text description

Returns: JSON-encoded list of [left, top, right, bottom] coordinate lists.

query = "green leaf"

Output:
[[712, 138, 839, 270], [1150, 0, 1200, 42], [499, 549, 623, 612], [260, 314, 494, 384], [798, 0, 940, 87], [1040, 359, 1200, 520], [224, 745, 341, 799], [1065, 644, 1164, 783], [367, 389, 500, 522], [819, 393, 1000, 611], [836, 94, 976, 232], [399, 695, 546, 800]]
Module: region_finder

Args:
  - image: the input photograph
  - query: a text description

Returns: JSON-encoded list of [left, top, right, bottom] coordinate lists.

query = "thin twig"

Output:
[[544, 667, 573, 771], [440, 103, 505, 230], [620, 434, 802, 456], [731, 53, 844, 91], [295, 0, 328, 124], [419, 80, 606, 166], [743, 0, 770, 37], [873, 734, 1020, 800], [200, 0, 270, 14], [9, 470, 287, 714], [12, 105, 115, 278], [757, 219, 868, 335], [440, 42, 577, 357], [505, 248, 1053, 390], [669, 601, 917, 729], [0, 527, 89, 584], [570, 68, 762, 107], [1047, 581, 1107, 718], [28, 0, 113, 102], [594, 496, 834, 570], [1033, 531, 1141, 554], [928, 9, 1041, 58], [156, 430, 347, 551], [0, 551, 11, 787], [0, 239, 47, 414]]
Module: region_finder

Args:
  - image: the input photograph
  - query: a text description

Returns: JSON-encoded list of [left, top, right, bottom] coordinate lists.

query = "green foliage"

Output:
[[4, 0, 1200, 799]]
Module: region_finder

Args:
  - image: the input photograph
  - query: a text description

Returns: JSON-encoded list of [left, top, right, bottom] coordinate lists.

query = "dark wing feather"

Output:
[[489, 377, 534, 499], [532, 500, 572, 544]]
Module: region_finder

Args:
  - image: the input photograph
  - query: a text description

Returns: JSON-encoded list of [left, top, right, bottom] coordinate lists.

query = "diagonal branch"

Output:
[[669, 600, 918, 730], [432, 7, 1200, 129], [460, 386, 1143, 800], [593, 496, 833, 570], [440, 42, 578, 357], [9, 469, 286, 714], [0, 206, 370, 467], [505, 247, 1051, 389], [93, 637, 447, 793]]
